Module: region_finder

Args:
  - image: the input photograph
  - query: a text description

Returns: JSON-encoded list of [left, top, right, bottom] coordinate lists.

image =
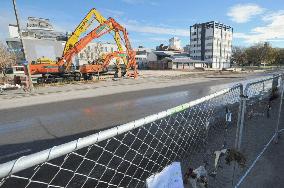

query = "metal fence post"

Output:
[[275, 76, 284, 143], [262, 82, 265, 92], [235, 85, 246, 150]]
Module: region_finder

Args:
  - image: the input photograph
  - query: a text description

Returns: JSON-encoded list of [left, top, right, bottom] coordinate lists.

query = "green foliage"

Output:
[[232, 42, 281, 66]]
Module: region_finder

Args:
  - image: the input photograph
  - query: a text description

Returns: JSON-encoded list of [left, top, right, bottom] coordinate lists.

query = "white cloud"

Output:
[[102, 9, 124, 17], [123, 20, 190, 37], [262, 10, 284, 22], [234, 11, 284, 44], [227, 4, 265, 23], [149, 37, 168, 42], [122, 0, 158, 5]]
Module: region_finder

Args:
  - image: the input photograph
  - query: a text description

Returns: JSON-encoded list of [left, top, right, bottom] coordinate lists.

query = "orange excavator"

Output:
[[29, 9, 137, 83], [80, 51, 127, 80]]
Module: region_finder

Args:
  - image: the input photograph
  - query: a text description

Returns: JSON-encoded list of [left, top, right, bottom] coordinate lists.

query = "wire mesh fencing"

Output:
[[0, 84, 243, 188], [234, 74, 284, 188]]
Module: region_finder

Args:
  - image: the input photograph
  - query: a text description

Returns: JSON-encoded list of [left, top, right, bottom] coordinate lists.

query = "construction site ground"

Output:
[[239, 133, 284, 188], [0, 69, 284, 188], [0, 70, 271, 109]]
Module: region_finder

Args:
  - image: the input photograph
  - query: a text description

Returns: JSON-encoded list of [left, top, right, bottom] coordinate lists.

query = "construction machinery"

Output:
[[80, 52, 127, 80], [29, 8, 137, 83]]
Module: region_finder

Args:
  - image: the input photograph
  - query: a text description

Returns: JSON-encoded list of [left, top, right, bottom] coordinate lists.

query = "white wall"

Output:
[[169, 37, 182, 50], [8, 25, 19, 38]]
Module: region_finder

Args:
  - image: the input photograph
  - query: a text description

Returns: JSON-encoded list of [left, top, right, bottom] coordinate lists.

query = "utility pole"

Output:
[[12, 0, 34, 91]]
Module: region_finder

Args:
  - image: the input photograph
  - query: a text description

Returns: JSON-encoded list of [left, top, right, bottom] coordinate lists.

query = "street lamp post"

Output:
[[12, 0, 34, 91]]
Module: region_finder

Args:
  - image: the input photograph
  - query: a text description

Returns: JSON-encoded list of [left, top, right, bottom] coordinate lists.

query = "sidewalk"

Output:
[[237, 101, 284, 188], [238, 131, 284, 188]]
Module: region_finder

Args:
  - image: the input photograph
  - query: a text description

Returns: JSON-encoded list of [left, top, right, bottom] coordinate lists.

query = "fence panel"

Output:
[[234, 75, 283, 187], [0, 85, 243, 188]]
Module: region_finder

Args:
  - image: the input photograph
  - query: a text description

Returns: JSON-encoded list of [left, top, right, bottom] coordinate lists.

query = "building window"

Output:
[[105, 47, 108, 52], [111, 47, 114, 52]]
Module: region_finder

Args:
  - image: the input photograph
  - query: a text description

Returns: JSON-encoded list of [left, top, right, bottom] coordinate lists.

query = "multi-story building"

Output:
[[183, 44, 190, 54], [6, 17, 121, 68], [6, 17, 67, 64], [169, 37, 182, 51], [134, 47, 157, 69], [190, 21, 233, 69], [75, 42, 126, 68]]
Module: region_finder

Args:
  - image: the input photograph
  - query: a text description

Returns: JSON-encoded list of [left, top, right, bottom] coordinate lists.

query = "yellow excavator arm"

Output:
[[63, 8, 107, 55], [63, 8, 126, 64]]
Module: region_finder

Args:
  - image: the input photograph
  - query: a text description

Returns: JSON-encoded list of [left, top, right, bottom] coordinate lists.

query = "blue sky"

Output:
[[0, 0, 284, 48]]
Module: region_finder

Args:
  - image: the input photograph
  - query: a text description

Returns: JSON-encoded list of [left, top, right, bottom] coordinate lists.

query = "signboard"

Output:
[[146, 162, 184, 188], [226, 112, 232, 122]]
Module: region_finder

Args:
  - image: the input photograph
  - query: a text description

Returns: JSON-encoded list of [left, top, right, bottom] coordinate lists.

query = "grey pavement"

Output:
[[236, 101, 284, 188]]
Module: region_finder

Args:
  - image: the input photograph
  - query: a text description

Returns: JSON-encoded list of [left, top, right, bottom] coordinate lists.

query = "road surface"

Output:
[[0, 72, 278, 163]]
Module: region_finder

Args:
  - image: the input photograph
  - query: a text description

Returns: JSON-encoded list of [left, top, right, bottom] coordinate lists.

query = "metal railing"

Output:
[[0, 74, 283, 188]]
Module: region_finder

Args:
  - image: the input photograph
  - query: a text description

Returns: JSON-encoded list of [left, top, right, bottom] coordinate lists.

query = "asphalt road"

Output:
[[0, 73, 277, 163]]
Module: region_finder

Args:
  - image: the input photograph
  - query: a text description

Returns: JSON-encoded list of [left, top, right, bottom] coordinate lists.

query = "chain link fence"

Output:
[[0, 75, 283, 188], [234, 74, 284, 188], [0, 84, 243, 188]]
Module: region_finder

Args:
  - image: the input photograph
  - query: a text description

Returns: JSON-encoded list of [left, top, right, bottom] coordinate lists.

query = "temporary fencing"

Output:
[[0, 74, 283, 188], [234, 74, 284, 188]]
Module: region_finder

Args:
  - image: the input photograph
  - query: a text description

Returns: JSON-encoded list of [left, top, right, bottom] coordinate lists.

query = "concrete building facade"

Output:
[[134, 47, 157, 69], [169, 37, 182, 51], [190, 21, 233, 69], [76, 42, 121, 66], [6, 17, 66, 64]]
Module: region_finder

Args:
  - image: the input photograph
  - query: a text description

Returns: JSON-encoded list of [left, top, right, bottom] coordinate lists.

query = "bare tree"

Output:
[[0, 42, 16, 76], [245, 43, 278, 66], [233, 43, 281, 67], [275, 48, 284, 66], [231, 46, 247, 66]]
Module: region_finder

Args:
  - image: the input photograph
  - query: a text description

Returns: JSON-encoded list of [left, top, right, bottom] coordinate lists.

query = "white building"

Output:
[[135, 47, 157, 69], [190, 21, 233, 69], [6, 18, 66, 64], [76, 42, 126, 68], [169, 37, 182, 51]]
